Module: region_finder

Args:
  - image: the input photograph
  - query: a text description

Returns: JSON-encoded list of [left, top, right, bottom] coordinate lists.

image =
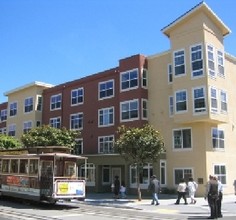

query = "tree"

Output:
[[0, 134, 22, 149], [21, 125, 80, 149], [114, 124, 165, 201]]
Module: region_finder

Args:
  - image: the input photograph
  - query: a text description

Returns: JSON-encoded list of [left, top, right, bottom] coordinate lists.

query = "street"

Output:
[[1, 195, 236, 220]]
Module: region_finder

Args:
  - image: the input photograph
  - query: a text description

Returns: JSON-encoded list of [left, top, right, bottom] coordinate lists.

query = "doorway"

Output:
[[111, 167, 121, 185]]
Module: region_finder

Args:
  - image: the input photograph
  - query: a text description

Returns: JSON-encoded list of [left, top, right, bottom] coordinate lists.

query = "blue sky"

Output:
[[0, 0, 235, 103]]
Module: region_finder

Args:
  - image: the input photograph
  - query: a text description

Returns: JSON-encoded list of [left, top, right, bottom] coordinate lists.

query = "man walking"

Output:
[[148, 175, 160, 205]]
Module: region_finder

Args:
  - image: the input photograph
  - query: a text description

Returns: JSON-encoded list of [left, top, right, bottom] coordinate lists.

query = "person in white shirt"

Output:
[[187, 177, 198, 204], [175, 178, 188, 205]]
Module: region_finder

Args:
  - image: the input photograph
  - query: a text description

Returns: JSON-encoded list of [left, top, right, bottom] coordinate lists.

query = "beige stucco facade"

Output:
[[148, 3, 236, 195], [4, 82, 54, 139]]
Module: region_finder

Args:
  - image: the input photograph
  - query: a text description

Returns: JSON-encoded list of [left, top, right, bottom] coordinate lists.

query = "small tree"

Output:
[[0, 134, 22, 149], [21, 125, 80, 149], [114, 124, 165, 201]]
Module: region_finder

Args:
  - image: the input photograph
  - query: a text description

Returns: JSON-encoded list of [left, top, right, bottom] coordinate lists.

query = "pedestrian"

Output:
[[175, 178, 188, 205], [148, 175, 160, 205], [120, 180, 127, 198], [187, 177, 198, 204], [217, 177, 223, 218], [205, 175, 219, 219], [113, 176, 120, 199]]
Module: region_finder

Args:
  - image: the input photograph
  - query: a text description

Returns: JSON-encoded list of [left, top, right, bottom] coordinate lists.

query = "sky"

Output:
[[0, 0, 235, 103]]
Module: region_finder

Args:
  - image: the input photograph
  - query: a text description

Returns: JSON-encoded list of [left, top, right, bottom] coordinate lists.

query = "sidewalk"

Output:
[[84, 193, 236, 218]]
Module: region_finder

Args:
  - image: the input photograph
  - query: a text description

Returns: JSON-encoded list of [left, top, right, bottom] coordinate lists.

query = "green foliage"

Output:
[[21, 125, 80, 148], [0, 134, 22, 149], [114, 124, 165, 164]]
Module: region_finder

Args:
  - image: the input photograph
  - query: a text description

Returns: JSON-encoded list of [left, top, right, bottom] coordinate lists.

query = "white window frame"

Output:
[[9, 101, 17, 117], [141, 68, 148, 88], [213, 164, 226, 184], [173, 49, 185, 77], [207, 44, 216, 78], [212, 128, 225, 150], [74, 138, 83, 155], [190, 44, 203, 78], [217, 50, 225, 78], [173, 168, 193, 185], [169, 96, 174, 116], [160, 160, 167, 186], [173, 128, 192, 150], [175, 90, 187, 113], [23, 121, 32, 133], [220, 90, 227, 113], [80, 163, 95, 186], [0, 109, 7, 122], [98, 135, 114, 154], [192, 86, 206, 114], [98, 107, 114, 127], [98, 80, 114, 100], [120, 99, 139, 122], [24, 97, 33, 113], [70, 112, 83, 130], [8, 124, 16, 136], [168, 63, 173, 83], [120, 68, 139, 91], [142, 99, 148, 120], [50, 117, 61, 128], [210, 87, 218, 113], [71, 87, 84, 106], [50, 94, 62, 111], [130, 163, 153, 189]]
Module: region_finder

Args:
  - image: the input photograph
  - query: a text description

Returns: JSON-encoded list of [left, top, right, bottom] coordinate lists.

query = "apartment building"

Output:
[[2, 82, 54, 138], [42, 55, 148, 193], [1, 2, 236, 196], [148, 2, 236, 196]]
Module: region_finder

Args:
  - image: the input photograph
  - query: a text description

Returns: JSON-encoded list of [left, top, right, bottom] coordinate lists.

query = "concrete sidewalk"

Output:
[[84, 193, 236, 218]]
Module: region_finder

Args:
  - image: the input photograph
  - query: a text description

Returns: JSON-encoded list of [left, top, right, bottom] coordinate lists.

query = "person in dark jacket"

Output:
[[113, 176, 120, 199], [148, 175, 160, 205]]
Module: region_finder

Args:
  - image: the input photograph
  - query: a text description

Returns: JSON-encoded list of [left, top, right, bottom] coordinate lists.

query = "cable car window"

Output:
[[10, 159, 19, 173], [2, 160, 9, 173], [29, 159, 39, 175], [64, 162, 76, 177], [19, 159, 28, 174]]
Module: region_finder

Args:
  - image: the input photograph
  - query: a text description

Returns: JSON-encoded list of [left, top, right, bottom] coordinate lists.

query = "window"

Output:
[[2, 159, 9, 173], [71, 87, 84, 105], [193, 87, 206, 113], [121, 99, 139, 121], [29, 159, 39, 175], [220, 90, 227, 112], [217, 50, 225, 77], [23, 121, 32, 133], [121, 69, 138, 91], [160, 160, 166, 185], [8, 124, 16, 136], [168, 64, 173, 83], [210, 87, 218, 113], [214, 165, 226, 184], [98, 135, 114, 154], [19, 159, 28, 174], [36, 121, 41, 127], [70, 113, 83, 130], [80, 163, 95, 186], [212, 128, 224, 149], [24, 97, 33, 113], [10, 159, 19, 173], [50, 94, 61, 110], [99, 80, 114, 99], [98, 107, 114, 127], [174, 168, 192, 185], [174, 50, 185, 76], [102, 166, 111, 184], [169, 96, 174, 116], [74, 138, 83, 155], [36, 96, 42, 111], [50, 117, 61, 128], [130, 163, 153, 188], [0, 109, 7, 122], [191, 44, 203, 77], [142, 69, 148, 88], [142, 99, 148, 119], [0, 127, 7, 134], [65, 162, 76, 176], [175, 90, 187, 112], [173, 128, 191, 149], [9, 102, 17, 117], [207, 45, 215, 77]]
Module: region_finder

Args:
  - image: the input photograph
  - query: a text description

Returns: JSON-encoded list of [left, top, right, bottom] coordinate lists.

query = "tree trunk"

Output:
[[137, 164, 142, 201]]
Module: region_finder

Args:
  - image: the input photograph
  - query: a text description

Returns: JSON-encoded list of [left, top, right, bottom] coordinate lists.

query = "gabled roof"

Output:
[[162, 1, 231, 37], [4, 81, 54, 96]]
